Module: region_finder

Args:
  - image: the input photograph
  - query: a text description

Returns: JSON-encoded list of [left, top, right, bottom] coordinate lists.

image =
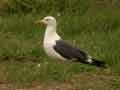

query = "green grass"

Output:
[[0, 0, 120, 89]]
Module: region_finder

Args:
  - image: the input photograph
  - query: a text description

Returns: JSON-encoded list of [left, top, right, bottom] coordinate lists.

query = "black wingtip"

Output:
[[91, 58, 107, 68]]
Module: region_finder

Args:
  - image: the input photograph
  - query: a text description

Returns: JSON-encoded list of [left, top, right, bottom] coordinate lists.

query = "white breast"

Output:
[[43, 34, 66, 60]]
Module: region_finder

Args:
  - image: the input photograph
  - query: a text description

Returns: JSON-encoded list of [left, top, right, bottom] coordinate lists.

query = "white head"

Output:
[[35, 16, 57, 27], [35, 16, 61, 41]]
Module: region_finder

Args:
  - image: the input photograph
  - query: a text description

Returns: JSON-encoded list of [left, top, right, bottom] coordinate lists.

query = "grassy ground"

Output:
[[0, 0, 120, 90]]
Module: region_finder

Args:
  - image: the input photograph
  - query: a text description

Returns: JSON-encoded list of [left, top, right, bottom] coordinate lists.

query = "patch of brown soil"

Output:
[[0, 72, 119, 90]]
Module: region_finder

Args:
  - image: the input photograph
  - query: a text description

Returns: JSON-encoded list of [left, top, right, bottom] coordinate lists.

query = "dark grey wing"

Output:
[[53, 40, 88, 62]]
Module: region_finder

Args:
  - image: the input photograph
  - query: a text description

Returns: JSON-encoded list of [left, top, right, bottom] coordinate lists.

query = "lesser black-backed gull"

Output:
[[35, 16, 106, 67]]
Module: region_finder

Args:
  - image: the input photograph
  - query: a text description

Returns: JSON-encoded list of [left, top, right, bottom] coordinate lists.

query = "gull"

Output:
[[35, 16, 106, 67]]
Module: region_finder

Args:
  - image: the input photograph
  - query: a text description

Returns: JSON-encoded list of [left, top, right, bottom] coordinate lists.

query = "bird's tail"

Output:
[[90, 58, 106, 68]]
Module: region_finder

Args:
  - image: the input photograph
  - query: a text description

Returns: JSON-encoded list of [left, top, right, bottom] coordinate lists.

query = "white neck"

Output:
[[44, 25, 61, 43]]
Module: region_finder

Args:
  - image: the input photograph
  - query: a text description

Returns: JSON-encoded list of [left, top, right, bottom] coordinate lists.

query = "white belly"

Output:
[[43, 42, 66, 60], [43, 29, 66, 60]]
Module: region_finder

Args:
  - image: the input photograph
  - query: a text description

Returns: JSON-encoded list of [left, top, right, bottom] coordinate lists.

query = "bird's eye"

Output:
[[46, 19, 49, 21]]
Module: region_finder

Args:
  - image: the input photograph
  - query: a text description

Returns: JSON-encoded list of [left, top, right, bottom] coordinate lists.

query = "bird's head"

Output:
[[35, 16, 57, 26]]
